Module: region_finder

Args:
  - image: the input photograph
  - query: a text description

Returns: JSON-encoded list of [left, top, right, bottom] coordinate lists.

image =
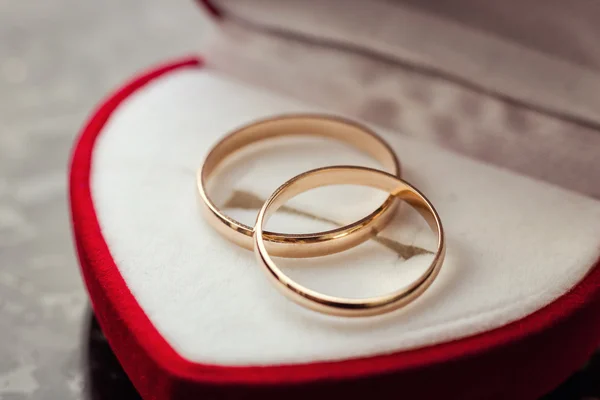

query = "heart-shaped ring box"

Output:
[[70, 1, 600, 399]]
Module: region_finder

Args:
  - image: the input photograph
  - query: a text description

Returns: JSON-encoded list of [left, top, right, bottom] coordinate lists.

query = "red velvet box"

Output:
[[70, 2, 600, 399]]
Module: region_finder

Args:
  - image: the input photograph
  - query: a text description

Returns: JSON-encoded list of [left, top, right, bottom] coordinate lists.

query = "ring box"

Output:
[[70, 1, 600, 399]]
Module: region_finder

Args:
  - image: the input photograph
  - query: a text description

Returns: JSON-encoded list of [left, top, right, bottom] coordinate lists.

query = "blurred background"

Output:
[[0, 1, 206, 398], [0, 1, 598, 399]]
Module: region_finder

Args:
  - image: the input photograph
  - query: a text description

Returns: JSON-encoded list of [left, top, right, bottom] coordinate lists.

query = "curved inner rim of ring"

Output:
[[255, 166, 444, 310], [200, 115, 401, 237]]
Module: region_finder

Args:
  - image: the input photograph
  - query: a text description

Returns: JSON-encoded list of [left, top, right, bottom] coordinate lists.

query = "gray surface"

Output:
[[0, 1, 206, 398]]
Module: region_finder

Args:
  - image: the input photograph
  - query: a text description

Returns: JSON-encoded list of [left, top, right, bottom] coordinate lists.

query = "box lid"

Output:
[[199, 0, 600, 129], [198, 0, 600, 199]]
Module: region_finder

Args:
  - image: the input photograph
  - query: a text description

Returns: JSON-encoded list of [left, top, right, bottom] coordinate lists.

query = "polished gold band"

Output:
[[253, 166, 445, 317], [197, 114, 401, 258]]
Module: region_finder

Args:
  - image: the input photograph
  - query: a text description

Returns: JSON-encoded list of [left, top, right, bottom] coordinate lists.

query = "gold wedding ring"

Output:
[[253, 166, 445, 317], [198, 114, 401, 258]]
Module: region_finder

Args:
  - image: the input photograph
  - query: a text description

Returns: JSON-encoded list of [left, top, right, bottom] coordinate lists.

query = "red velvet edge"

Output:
[[69, 57, 600, 400]]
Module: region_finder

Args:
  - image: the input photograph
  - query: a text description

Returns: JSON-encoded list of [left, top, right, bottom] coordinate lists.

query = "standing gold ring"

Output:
[[197, 114, 401, 258], [253, 166, 445, 317]]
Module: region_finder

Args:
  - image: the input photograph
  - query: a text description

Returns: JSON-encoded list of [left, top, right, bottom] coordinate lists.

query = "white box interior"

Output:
[[91, 68, 600, 366]]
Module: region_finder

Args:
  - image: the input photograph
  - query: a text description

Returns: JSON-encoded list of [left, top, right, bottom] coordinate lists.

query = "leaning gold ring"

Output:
[[253, 166, 445, 317], [197, 114, 401, 258]]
